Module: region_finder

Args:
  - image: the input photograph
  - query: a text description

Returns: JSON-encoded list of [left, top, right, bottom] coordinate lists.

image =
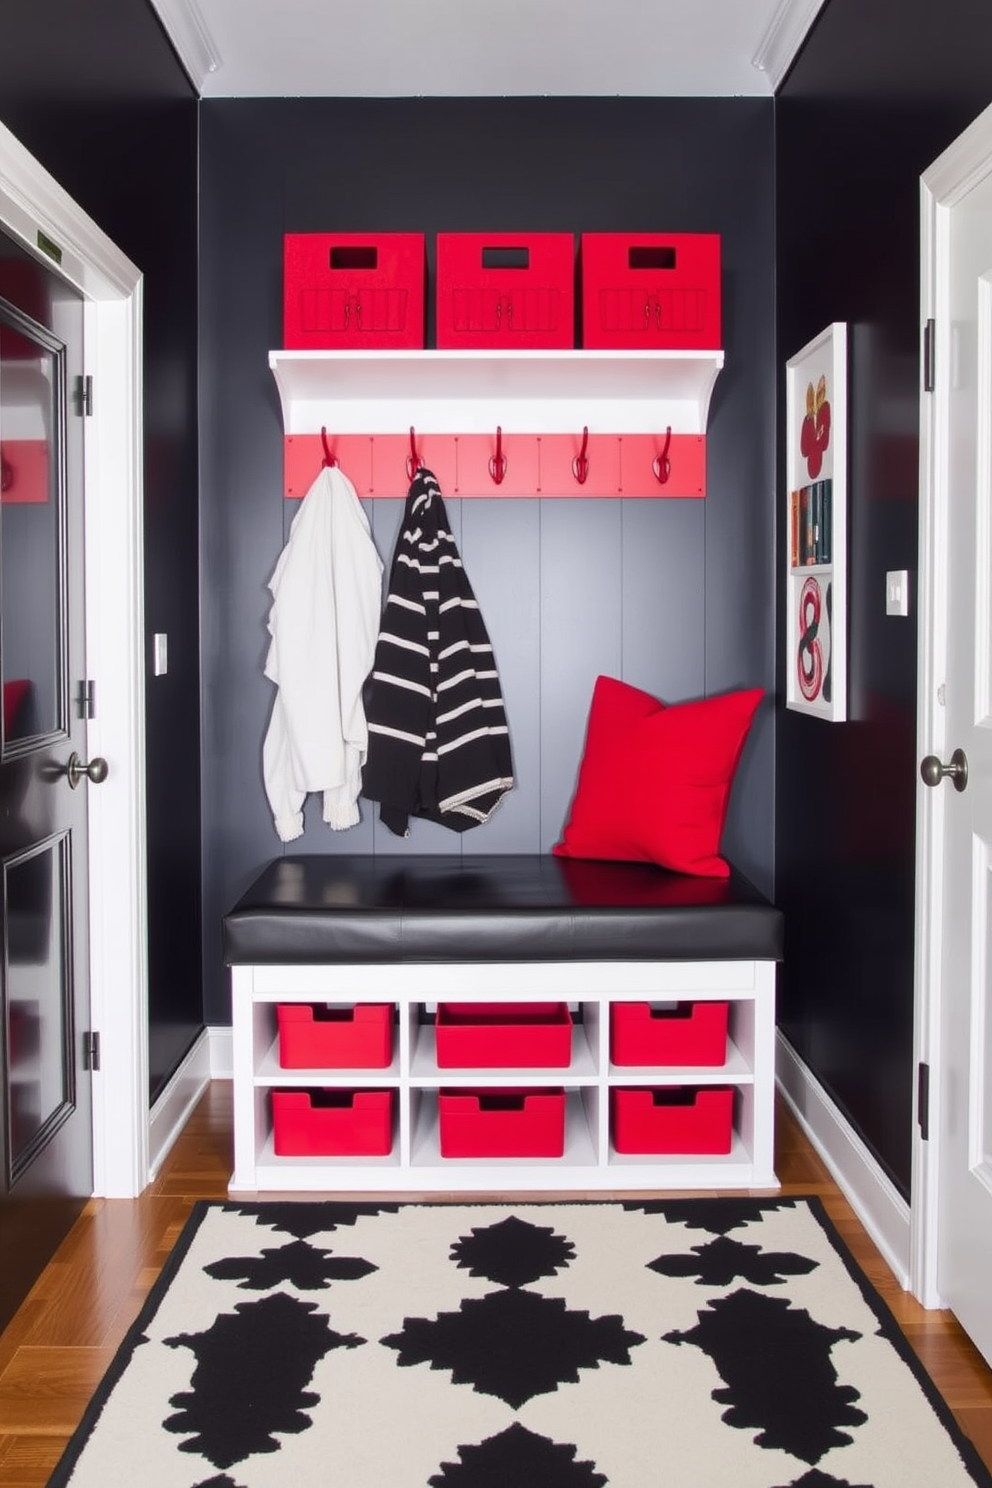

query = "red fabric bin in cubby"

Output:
[[277, 1003, 393, 1068], [283, 233, 425, 349], [436, 233, 574, 349], [610, 1001, 728, 1067], [438, 1088, 566, 1158], [611, 1086, 734, 1155], [579, 233, 721, 350], [272, 1089, 393, 1156], [435, 1003, 572, 1068]]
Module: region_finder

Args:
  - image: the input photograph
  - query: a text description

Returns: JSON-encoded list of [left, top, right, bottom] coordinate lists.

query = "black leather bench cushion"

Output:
[[223, 855, 783, 965]]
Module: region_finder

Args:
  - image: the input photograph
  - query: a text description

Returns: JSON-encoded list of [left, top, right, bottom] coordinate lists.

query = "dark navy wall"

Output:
[[776, 0, 992, 1195], [199, 98, 776, 1023], [0, 0, 203, 1101]]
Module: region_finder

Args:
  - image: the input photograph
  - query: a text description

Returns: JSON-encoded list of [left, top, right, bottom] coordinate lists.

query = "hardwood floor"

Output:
[[2, 1082, 991, 1486]]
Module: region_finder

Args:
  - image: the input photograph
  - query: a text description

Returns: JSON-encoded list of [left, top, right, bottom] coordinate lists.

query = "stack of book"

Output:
[[790, 480, 832, 568]]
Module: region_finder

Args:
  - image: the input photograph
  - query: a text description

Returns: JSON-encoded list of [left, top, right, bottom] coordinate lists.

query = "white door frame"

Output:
[[912, 99, 992, 1305], [0, 121, 149, 1198]]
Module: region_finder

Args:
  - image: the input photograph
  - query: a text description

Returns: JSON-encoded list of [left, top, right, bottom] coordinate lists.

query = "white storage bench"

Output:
[[223, 854, 784, 1194]]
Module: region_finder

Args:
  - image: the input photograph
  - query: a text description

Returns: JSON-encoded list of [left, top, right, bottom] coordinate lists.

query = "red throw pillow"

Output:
[[554, 675, 763, 878]]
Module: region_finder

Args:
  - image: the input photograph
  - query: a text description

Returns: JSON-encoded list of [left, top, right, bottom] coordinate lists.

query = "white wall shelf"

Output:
[[268, 347, 725, 437]]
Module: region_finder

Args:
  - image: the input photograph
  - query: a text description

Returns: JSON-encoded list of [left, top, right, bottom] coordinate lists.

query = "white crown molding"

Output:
[[147, 0, 221, 94], [751, 0, 827, 91], [922, 99, 992, 207]]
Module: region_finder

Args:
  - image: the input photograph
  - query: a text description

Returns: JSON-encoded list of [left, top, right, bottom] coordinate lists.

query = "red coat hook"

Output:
[[489, 425, 507, 486], [320, 426, 337, 468], [572, 425, 590, 485], [406, 425, 421, 482], [652, 425, 673, 485]]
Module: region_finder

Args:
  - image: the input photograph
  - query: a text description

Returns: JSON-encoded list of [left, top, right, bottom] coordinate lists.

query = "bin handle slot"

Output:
[[482, 247, 530, 269], [629, 246, 677, 270], [330, 246, 378, 270]]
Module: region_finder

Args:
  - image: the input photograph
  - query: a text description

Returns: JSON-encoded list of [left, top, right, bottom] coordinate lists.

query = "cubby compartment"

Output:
[[611, 1085, 734, 1155], [277, 1002, 394, 1069], [271, 1088, 394, 1157], [610, 1000, 728, 1067], [435, 1001, 572, 1068]]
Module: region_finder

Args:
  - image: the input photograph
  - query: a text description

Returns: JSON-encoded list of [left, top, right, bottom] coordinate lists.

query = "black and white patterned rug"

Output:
[[47, 1197, 992, 1488]]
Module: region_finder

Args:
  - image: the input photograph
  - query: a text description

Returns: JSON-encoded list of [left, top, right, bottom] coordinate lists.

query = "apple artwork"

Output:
[[800, 373, 831, 479]]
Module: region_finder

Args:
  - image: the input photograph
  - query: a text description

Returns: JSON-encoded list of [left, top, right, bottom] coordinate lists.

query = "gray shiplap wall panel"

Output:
[[620, 500, 706, 704], [539, 500, 624, 850], [460, 498, 543, 853]]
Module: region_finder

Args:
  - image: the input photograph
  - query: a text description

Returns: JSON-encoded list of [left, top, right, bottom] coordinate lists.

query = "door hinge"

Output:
[[923, 319, 935, 392], [75, 374, 93, 417], [83, 1030, 101, 1072], [917, 1060, 930, 1140], [76, 679, 95, 720]]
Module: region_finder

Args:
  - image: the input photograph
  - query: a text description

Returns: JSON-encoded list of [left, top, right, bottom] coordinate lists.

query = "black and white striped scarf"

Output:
[[362, 468, 514, 835]]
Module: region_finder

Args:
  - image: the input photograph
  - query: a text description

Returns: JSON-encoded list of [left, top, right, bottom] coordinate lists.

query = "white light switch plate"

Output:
[[885, 571, 909, 617]]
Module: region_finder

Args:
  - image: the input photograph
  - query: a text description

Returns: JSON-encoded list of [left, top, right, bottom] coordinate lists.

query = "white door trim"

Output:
[[0, 121, 149, 1198], [913, 99, 992, 1305]]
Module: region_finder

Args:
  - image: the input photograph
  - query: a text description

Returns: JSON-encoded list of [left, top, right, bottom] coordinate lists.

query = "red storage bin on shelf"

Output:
[[272, 1089, 393, 1156], [611, 1086, 734, 1155], [610, 1001, 728, 1067], [436, 233, 574, 349], [438, 1088, 566, 1157], [580, 233, 721, 350], [277, 1003, 393, 1069], [283, 232, 425, 349], [435, 1003, 572, 1068]]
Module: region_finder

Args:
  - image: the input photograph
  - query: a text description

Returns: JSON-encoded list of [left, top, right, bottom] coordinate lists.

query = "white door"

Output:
[[919, 113, 992, 1365]]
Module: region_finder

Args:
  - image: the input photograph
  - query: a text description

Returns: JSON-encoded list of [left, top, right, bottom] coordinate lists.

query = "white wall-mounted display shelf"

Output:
[[268, 347, 725, 437]]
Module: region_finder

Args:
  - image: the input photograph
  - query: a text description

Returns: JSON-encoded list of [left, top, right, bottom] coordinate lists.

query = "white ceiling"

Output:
[[149, 0, 826, 99]]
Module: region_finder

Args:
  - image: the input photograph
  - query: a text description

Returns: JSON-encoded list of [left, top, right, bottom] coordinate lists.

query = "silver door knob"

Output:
[[920, 748, 968, 792], [63, 752, 109, 790]]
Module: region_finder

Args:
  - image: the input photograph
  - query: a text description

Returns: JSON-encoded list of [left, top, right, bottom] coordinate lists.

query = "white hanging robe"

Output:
[[262, 465, 383, 841]]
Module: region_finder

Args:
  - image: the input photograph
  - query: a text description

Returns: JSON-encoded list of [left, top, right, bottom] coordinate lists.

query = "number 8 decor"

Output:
[[796, 575, 832, 705]]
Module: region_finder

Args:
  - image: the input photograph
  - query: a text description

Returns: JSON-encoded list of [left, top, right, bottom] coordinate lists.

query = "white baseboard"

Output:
[[209, 1024, 234, 1079], [148, 1029, 212, 1179], [776, 1031, 911, 1289]]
